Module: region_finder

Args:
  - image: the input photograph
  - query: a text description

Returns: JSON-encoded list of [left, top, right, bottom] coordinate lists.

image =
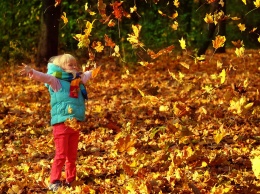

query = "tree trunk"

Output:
[[36, 0, 60, 66], [197, 0, 226, 56]]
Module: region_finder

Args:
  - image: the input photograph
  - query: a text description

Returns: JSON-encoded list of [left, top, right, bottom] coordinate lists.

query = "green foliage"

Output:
[[0, 1, 41, 64]]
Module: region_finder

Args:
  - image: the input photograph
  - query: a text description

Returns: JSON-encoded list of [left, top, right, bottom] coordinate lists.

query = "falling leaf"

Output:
[[232, 40, 244, 48], [85, 2, 88, 11], [179, 37, 186, 50], [235, 47, 245, 57], [91, 66, 101, 78], [219, 0, 224, 7], [130, 5, 137, 13], [180, 62, 189, 69], [171, 21, 178, 30], [219, 69, 226, 84], [104, 34, 116, 48], [61, 12, 68, 25], [92, 41, 104, 52], [158, 10, 167, 17], [147, 45, 174, 59], [242, 0, 247, 5], [55, 0, 61, 7], [204, 13, 214, 24], [127, 25, 144, 48], [112, 45, 120, 57], [238, 23, 246, 32], [254, 0, 260, 8], [173, 0, 180, 8], [169, 11, 178, 19], [212, 35, 226, 49]]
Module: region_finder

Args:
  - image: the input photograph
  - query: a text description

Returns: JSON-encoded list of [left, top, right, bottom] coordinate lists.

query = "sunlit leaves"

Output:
[[74, 20, 96, 48], [228, 96, 253, 114], [242, 0, 247, 5]]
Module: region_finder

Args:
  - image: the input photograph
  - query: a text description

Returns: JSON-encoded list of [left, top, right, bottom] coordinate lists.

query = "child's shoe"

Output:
[[48, 180, 62, 192]]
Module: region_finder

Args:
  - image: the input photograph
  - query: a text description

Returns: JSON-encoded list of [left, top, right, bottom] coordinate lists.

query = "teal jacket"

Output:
[[46, 64, 85, 126]]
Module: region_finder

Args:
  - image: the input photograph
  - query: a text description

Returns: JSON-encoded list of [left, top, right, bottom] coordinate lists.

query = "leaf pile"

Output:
[[1, 50, 260, 193]]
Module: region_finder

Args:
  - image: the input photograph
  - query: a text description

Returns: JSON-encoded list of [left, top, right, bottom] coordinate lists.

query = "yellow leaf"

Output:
[[219, 69, 226, 84], [258, 35, 260, 43], [171, 21, 178, 30], [93, 105, 102, 113], [251, 156, 260, 179], [217, 60, 223, 69], [238, 23, 246, 32], [93, 41, 104, 52], [213, 124, 227, 144], [170, 11, 178, 19], [244, 102, 254, 109], [89, 11, 96, 16], [179, 37, 186, 50], [201, 161, 208, 167], [61, 12, 68, 24], [159, 105, 169, 112], [180, 62, 189, 69], [254, 0, 260, 8], [130, 5, 137, 13], [91, 66, 101, 78], [173, 0, 180, 8], [137, 88, 145, 97], [242, 0, 247, 5], [235, 47, 245, 57], [85, 2, 88, 10], [204, 13, 214, 23], [112, 45, 120, 57], [212, 35, 226, 49]]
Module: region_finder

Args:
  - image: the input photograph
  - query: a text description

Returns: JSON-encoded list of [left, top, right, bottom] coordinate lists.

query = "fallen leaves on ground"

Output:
[[1, 49, 260, 193]]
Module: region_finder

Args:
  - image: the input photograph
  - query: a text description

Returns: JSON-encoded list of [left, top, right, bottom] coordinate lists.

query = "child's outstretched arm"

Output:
[[20, 63, 61, 92]]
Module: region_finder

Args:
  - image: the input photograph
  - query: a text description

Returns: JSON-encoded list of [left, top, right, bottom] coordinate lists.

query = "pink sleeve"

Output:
[[29, 69, 61, 92], [81, 71, 92, 84]]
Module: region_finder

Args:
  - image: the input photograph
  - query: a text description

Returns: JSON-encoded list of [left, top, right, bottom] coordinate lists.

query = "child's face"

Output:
[[64, 62, 79, 72]]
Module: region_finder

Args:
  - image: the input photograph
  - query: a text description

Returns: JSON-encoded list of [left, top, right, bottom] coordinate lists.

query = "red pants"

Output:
[[50, 123, 80, 183]]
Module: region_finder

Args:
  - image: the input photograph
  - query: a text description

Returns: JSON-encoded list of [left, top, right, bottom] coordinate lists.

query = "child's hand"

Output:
[[20, 63, 33, 75]]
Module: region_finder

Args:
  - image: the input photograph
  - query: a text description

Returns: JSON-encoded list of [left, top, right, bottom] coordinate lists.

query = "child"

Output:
[[20, 54, 99, 192]]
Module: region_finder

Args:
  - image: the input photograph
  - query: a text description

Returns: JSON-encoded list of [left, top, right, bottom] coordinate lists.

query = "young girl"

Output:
[[20, 54, 99, 192]]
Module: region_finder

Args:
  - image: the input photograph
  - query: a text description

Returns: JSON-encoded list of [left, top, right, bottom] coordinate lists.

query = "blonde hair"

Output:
[[49, 54, 77, 70]]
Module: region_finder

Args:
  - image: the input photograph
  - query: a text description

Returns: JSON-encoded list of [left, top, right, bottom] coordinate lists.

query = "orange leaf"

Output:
[[104, 34, 116, 48], [212, 35, 226, 49]]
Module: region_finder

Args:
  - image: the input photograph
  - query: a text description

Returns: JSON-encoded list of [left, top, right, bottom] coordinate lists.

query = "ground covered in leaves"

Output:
[[1, 49, 260, 194]]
